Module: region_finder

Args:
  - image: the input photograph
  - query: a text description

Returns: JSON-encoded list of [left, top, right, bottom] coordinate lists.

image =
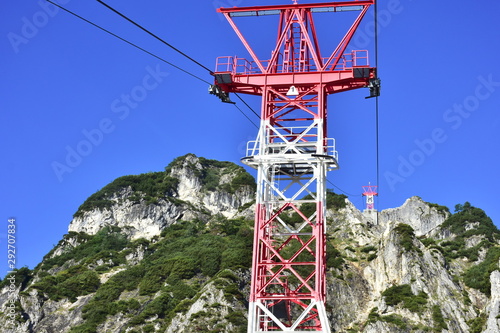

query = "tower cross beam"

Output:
[[217, 1, 375, 15]]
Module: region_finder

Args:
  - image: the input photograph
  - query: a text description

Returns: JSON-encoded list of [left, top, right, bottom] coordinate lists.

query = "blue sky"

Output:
[[1, 0, 500, 275]]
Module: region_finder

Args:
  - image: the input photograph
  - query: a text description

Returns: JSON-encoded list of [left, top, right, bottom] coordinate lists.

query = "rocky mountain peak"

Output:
[[67, 154, 255, 240], [379, 196, 450, 237], [1, 155, 499, 333]]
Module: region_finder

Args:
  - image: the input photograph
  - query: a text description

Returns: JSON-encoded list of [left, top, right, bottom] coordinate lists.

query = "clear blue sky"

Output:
[[1, 0, 499, 275]]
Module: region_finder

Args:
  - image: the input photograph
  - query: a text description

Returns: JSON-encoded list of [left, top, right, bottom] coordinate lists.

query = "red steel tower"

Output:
[[213, 1, 378, 331], [362, 184, 378, 211]]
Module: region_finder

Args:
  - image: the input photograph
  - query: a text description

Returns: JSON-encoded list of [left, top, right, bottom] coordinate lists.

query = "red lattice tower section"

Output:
[[213, 1, 377, 332], [362, 184, 378, 211]]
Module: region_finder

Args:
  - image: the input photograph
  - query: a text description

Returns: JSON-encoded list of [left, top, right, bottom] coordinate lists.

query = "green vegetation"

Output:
[[279, 234, 316, 284], [229, 171, 256, 192], [431, 202, 500, 296], [225, 310, 247, 326], [326, 189, 348, 209], [463, 246, 500, 295], [367, 307, 407, 329], [467, 313, 487, 333], [425, 201, 450, 216], [360, 245, 378, 261], [39, 226, 130, 271], [394, 224, 422, 254], [66, 218, 253, 331], [0, 266, 33, 290], [39, 231, 92, 265], [33, 265, 100, 302], [3, 228, 143, 326], [280, 190, 347, 225], [336, 244, 378, 263], [444, 202, 499, 241], [379, 314, 407, 329], [74, 172, 179, 217], [360, 245, 377, 253], [382, 284, 428, 314], [440, 238, 493, 262], [367, 307, 381, 322], [127, 281, 197, 327], [438, 202, 499, 263], [419, 202, 499, 265], [166, 154, 256, 194], [326, 242, 344, 269], [432, 305, 448, 332], [420, 237, 437, 248]]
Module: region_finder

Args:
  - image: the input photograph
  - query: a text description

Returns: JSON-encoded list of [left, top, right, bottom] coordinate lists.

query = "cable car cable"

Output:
[[374, 0, 380, 194], [234, 93, 261, 119], [96, 0, 214, 75], [95, 0, 260, 127], [374, 0, 381, 219], [234, 104, 259, 129], [327, 179, 361, 197], [45, 0, 211, 85], [95, 0, 264, 128], [46, 1, 261, 129]]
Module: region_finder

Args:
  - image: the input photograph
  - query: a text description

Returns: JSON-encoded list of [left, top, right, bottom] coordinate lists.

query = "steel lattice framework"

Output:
[[362, 184, 378, 211], [213, 1, 377, 331]]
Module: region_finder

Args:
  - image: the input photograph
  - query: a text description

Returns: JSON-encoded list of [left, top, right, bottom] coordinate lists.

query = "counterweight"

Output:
[[213, 1, 378, 331]]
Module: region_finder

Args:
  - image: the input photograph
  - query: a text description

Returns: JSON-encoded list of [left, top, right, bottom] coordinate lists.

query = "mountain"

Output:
[[1, 154, 499, 333]]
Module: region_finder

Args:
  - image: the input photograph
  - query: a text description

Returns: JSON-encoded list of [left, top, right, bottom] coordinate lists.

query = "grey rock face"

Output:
[[68, 191, 185, 240], [0, 158, 497, 332], [325, 197, 480, 333], [68, 154, 254, 240], [379, 196, 449, 237], [485, 270, 500, 332]]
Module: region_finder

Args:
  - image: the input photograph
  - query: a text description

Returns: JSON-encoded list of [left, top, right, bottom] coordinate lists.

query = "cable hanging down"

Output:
[[374, 0, 381, 197]]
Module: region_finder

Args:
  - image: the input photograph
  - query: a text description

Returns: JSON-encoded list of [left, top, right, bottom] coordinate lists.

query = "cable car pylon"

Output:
[[212, 1, 379, 331]]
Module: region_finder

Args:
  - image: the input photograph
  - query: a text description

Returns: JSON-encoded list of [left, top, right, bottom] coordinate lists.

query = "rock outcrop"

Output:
[[68, 154, 255, 240], [0, 155, 498, 333], [485, 270, 500, 332]]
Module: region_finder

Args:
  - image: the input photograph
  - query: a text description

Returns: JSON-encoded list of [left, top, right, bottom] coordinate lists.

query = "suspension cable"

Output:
[[234, 104, 259, 129], [96, 0, 214, 74], [234, 93, 261, 119], [95, 0, 264, 127], [374, 0, 381, 217], [46, 0, 260, 128], [45, 0, 211, 85], [374, 0, 381, 196], [327, 179, 361, 197]]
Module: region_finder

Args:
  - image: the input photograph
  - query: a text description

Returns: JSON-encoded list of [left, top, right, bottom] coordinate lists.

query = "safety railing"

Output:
[[215, 56, 254, 74], [245, 137, 338, 161], [215, 50, 369, 75]]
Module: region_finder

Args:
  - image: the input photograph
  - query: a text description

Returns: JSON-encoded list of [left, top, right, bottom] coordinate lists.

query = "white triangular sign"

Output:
[[286, 85, 299, 96]]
